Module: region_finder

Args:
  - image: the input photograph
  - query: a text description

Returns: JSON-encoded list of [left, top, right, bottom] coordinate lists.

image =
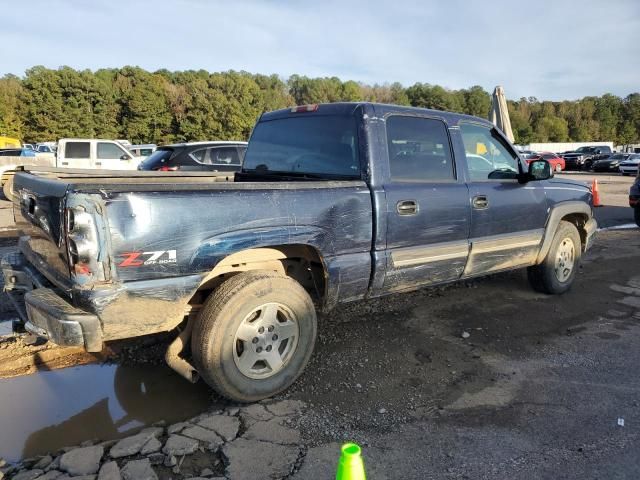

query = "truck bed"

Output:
[[14, 166, 358, 193]]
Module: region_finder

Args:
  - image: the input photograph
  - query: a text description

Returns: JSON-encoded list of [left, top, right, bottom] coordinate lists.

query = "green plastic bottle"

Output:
[[336, 443, 366, 480]]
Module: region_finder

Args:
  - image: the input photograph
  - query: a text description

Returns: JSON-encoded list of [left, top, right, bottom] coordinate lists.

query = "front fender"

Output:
[[536, 201, 592, 263]]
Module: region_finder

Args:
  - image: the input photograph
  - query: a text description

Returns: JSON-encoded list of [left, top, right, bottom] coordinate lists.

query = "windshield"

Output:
[[243, 116, 361, 178], [610, 154, 624, 160], [139, 148, 173, 169]]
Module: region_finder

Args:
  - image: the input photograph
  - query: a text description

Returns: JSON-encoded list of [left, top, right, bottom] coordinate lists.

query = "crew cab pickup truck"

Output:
[[562, 145, 613, 170], [2, 103, 597, 402]]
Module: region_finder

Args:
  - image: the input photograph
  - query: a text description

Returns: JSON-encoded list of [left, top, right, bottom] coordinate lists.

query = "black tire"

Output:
[[635, 207, 640, 228], [191, 270, 317, 402], [2, 178, 13, 201], [527, 221, 582, 294]]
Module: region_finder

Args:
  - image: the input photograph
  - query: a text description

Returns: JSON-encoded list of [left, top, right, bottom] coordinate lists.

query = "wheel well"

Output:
[[561, 213, 589, 248], [187, 245, 327, 311]]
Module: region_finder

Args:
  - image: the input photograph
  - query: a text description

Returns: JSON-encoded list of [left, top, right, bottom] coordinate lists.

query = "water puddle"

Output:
[[0, 363, 215, 462]]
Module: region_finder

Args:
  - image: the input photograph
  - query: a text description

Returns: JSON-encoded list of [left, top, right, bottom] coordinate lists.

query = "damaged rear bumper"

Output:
[[2, 252, 103, 352]]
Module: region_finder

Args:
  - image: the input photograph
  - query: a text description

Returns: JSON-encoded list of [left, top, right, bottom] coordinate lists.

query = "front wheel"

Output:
[[635, 207, 640, 228], [192, 271, 317, 402], [528, 221, 582, 294], [2, 177, 14, 201], [555, 163, 562, 173]]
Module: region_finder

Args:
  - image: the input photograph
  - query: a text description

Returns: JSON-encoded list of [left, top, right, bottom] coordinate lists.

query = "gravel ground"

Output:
[[1, 224, 640, 478]]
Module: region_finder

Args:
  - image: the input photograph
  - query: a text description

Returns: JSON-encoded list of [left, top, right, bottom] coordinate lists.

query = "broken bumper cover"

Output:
[[2, 253, 103, 352], [25, 289, 103, 352]]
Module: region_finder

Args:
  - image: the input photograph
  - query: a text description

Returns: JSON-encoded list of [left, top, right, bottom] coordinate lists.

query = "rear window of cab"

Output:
[[243, 116, 360, 178]]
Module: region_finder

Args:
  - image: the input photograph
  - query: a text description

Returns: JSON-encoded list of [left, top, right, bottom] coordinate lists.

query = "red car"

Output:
[[526, 152, 565, 173]]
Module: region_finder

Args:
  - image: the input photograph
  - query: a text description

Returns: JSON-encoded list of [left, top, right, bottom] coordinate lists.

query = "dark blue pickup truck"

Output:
[[3, 103, 597, 401]]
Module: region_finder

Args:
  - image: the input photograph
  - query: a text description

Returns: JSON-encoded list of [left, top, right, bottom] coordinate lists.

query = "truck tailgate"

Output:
[[12, 171, 72, 289]]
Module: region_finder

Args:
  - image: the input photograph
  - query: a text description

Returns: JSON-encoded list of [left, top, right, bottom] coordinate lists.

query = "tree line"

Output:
[[0, 66, 638, 146]]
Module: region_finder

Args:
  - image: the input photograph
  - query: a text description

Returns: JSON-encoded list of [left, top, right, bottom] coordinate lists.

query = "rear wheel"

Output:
[[528, 221, 582, 294], [635, 207, 640, 228], [192, 271, 317, 402]]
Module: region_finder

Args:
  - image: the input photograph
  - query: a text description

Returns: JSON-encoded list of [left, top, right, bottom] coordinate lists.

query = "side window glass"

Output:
[[386, 116, 455, 182], [65, 142, 90, 159], [97, 142, 128, 159], [460, 123, 519, 181], [209, 147, 241, 166], [190, 149, 207, 164]]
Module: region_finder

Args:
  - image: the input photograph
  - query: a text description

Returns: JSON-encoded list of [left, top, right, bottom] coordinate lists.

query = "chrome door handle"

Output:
[[396, 200, 418, 215], [472, 195, 489, 209]]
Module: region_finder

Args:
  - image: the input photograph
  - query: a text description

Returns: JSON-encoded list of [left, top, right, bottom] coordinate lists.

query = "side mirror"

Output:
[[527, 159, 552, 181], [120, 154, 130, 161]]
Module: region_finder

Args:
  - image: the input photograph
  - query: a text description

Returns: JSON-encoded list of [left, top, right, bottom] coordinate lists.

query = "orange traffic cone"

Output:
[[591, 178, 602, 207]]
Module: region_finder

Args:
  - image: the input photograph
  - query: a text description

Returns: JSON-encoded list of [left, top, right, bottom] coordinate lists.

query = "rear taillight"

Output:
[[157, 166, 178, 171], [65, 206, 105, 282]]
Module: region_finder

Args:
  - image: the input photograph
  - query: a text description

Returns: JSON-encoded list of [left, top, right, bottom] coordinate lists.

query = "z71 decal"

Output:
[[119, 250, 177, 267]]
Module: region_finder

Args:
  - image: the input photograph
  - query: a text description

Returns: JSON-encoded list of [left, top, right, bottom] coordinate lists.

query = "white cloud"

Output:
[[1, 0, 638, 100]]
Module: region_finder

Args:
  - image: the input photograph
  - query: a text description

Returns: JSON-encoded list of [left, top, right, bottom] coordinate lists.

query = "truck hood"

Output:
[[546, 177, 591, 192]]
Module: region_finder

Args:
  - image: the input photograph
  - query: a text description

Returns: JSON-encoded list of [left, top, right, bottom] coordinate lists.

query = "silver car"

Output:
[[619, 154, 640, 176]]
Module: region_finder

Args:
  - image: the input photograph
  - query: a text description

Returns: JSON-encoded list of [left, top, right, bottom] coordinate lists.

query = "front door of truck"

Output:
[[380, 115, 472, 294], [458, 122, 548, 276], [95, 141, 138, 170]]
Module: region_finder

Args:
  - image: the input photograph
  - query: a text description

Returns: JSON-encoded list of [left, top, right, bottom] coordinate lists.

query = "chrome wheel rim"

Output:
[[232, 302, 299, 379], [554, 237, 575, 283]]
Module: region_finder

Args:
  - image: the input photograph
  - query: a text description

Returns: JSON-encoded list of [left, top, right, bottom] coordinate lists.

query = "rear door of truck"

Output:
[[373, 108, 472, 294]]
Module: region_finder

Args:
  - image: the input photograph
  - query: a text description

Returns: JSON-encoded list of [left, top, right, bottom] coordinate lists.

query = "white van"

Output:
[[57, 139, 140, 170]]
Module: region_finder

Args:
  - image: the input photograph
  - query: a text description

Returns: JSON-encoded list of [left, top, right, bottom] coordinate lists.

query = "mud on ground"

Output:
[[1, 229, 640, 479]]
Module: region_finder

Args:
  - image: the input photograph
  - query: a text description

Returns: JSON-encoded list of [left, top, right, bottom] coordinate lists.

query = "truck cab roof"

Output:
[[261, 102, 495, 128]]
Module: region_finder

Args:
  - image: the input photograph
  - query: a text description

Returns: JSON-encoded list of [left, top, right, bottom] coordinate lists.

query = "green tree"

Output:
[[0, 74, 24, 139], [535, 116, 569, 142], [462, 86, 491, 117]]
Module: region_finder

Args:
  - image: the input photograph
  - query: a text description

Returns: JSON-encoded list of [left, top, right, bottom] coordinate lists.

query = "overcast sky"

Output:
[[2, 0, 639, 100]]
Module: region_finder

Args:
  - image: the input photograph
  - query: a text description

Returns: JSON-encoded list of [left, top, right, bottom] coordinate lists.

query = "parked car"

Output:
[[3, 102, 597, 402], [1, 139, 143, 201], [619, 154, 640, 176], [630, 175, 640, 227], [526, 152, 565, 173], [36, 144, 56, 154], [562, 146, 612, 170], [0, 148, 37, 157], [0, 148, 48, 199], [128, 144, 157, 159], [138, 141, 247, 172], [518, 150, 537, 160], [591, 153, 629, 172]]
